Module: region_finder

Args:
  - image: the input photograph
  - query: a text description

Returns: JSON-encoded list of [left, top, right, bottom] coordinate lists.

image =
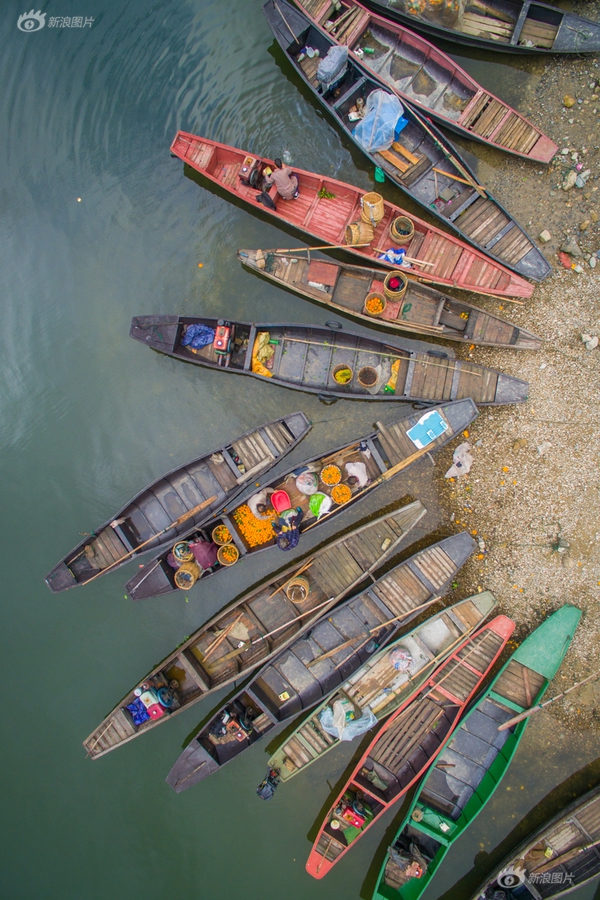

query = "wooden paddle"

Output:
[[372, 249, 435, 267], [531, 837, 600, 876], [416, 112, 487, 198], [498, 669, 600, 732], [84, 495, 218, 585], [274, 243, 370, 253]]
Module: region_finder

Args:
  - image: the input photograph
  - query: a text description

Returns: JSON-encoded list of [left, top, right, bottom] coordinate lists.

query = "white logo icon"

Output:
[[497, 868, 525, 889], [17, 10, 46, 31]]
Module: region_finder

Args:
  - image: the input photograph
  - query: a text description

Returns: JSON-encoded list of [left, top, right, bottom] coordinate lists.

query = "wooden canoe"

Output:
[[362, 0, 600, 54], [287, 0, 557, 162], [373, 603, 581, 900], [165, 531, 477, 792], [239, 249, 543, 349], [263, 591, 497, 788], [471, 784, 600, 900], [125, 398, 477, 601], [170, 131, 535, 300], [43, 412, 310, 593], [264, 0, 550, 283], [83, 501, 427, 759], [305, 614, 515, 878], [130, 315, 529, 404]]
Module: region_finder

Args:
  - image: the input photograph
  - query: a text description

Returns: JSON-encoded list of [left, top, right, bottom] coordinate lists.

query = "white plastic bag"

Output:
[[445, 441, 473, 479]]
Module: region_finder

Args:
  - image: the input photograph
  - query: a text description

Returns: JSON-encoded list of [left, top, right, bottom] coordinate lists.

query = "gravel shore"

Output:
[[431, 45, 600, 731]]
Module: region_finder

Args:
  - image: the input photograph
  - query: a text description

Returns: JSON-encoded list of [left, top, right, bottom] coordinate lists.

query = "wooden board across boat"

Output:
[[130, 314, 529, 404], [170, 131, 535, 300], [264, 591, 498, 787], [373, 603, 581, 900], [471, 783, 600, 900], [125, 398, 477, 602], [264, 0, 550, 283], [83, 501, 427, 759], [305, 614, 515, 878], [43, 412, 310, 594], [238, 249, 543, 349], [289, 0, 557, 162], [165, 531, 477, 793], [361, 0, 600, 55]]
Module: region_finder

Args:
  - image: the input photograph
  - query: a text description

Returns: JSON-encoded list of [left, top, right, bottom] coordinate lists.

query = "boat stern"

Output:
[[44, 560, 77, 593], [129, 315, 180, 353], [494, 374, 528, 405], [165, 742, 220, 793], [511, 604, 581, 681]]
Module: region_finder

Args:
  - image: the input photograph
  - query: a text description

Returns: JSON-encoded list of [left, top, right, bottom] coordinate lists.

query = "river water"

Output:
[[1, 1, 598, 898]]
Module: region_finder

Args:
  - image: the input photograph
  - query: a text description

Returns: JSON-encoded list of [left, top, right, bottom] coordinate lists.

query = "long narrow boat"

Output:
[[239, 249, 543, 349], [125, 398, 477, 601], [130, 315, 528, 404], [83, 502, 427, 759], [373, 604, 581, 900], [165, 532, 477, 792], [287, 0, 557, 162], [44, 412, 310, 594], [362, 0, 600, 54], [305, 614, 515, 878], [264, 0, 550, 282], [170, 131, 535, 300], [262, 591, 497, 790], [471, 784, 600, 900]]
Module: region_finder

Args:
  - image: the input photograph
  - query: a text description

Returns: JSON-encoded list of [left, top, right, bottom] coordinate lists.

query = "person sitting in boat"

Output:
[[263, 158, 299, 200], [388, 841, 428, 880], [272, 507, 303, 551], [247, 488, 275, 520]]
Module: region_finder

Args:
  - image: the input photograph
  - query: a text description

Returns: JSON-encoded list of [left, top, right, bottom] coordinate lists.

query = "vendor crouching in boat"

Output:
[[387, 841, 428, 881], [263, 158, 299, 200]]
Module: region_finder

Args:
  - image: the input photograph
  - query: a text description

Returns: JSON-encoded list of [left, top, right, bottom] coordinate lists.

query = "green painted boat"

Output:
[[263, 592, 497, 789], [372, 603, 582, 900]]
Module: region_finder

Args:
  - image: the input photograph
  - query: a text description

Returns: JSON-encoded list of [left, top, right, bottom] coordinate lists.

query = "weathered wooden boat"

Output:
[[239, 249, 543, 349], [264, 0, 550, 283], [287, 0, 557, 162], [362, 0, 600, 54], [170, 131, 535, 300], [263, 591, 497, 789], [44, 412, 310, 594], [165, 531, 477, 792], [125, 398, 477, 601], [472, 784, 600, 900], [130, 315, 529, 404], [305, 614, 515, 878], [373, 603, 581, 900], [83, 502, 427, 759]]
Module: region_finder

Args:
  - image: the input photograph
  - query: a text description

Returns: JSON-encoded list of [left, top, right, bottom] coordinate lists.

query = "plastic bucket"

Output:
[[174, 560, 202, 590], [363, 291, 386, 317], [345, 220, 374, 246], [360, 191, 385, 226], [391, 215, 415, 244], [384, 270, 408, 301]]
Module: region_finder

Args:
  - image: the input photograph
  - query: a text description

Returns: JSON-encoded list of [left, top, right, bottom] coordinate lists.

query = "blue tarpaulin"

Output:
[[353, 90, 405, 154], [181, 323, 215, 349]]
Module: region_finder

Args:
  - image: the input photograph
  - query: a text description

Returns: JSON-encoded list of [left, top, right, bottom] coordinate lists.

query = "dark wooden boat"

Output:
[[288, 0, 557, 162], [264, 0, 550, 283], [373, 604, 581, 900], [125, 398, 477, 601], [305, 614, 514, 878], [239, 249, 543, 349], [170, 131, 535, 300], [83, 502, 427, 759], [264, 591, 497, 788], [130, 315, 529, 404], [165, 531, 477, 792], [44, 412, 310, 594], [362, 0, 600, 54], [471, 786, 600, 900]]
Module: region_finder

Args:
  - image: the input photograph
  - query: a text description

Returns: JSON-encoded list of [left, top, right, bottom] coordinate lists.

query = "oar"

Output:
[[531, 837, 600, 875], [200, 613, 246, 664], [274, 243, 371, 253], [84, 495, 218, 585], [416, 112, 487, 198], [432, 167, 479, 188], [274, 0, 300, 43], [498, 669, 600, 731], [307, 596, 441, 668], [373, 249, 435, 268]]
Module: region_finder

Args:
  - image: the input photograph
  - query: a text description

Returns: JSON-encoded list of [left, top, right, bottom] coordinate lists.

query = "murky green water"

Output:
[[1, 1, 597, 898]]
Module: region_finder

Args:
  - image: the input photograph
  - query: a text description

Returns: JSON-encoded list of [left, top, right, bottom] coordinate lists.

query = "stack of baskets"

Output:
[[345, 191, 384, 246]]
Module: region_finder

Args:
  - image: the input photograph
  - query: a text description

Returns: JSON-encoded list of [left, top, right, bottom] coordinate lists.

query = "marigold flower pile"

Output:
[[232, 504, 276, 548]]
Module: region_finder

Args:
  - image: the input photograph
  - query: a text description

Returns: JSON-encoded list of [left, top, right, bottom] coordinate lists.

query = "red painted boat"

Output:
[[290, 0, 557, 163], [170, 131, 534, 300], [305, 614, 515, 878]]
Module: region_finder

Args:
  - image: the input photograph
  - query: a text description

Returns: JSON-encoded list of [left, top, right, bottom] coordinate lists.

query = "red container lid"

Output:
[[271, 490, 292, 513]]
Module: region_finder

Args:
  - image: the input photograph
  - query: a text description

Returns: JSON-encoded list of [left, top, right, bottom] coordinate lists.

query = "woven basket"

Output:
[[358, 366, 379, 388], [360, 191, 385, 226], [345, 220, 374, 246], [286, 574, 310, 603], [217, 544, 239, 567], [383, 270, 408, 301], [174, 560, 201, 590], [390, 215, 415, 244], [332, 364, 353, 385], [172, 541, 194, 563], [363, 291, 386, 317]]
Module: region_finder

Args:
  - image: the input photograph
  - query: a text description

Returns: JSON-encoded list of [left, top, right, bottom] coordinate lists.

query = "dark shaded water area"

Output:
[[1, 1, 598, 898]]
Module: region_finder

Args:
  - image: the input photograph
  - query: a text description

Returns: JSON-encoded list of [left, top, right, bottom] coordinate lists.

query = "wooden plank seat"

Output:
[[519, 19, 558, 48], [492, 660, 546, 709], [460, 11, 513, 42], [370, 697, 444, 772]]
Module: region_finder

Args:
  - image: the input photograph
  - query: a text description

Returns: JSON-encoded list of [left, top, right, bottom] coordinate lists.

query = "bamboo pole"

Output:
[[433, 167, 478, 188], [416, 112, 487, 198], [274, 0, 300, 43], [498, 669, 600, 732], [372, 250, 435, 268], [200, 612, 246, 664], [274, 242, 370, 253]]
